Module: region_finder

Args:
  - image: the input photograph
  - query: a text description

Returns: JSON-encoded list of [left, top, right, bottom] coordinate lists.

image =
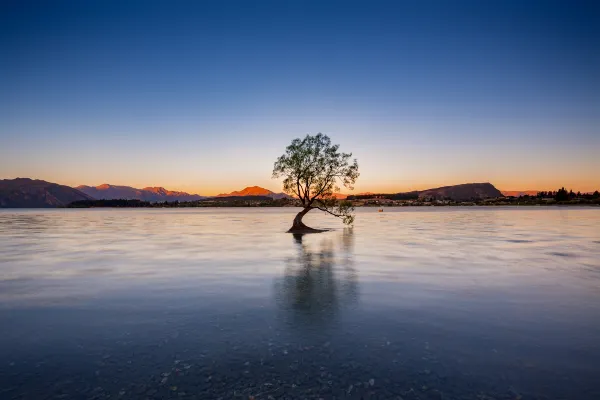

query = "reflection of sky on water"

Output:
[[274, 230, 359, 330], [0, 208, 599, 399], [1, 208, 598, 306]]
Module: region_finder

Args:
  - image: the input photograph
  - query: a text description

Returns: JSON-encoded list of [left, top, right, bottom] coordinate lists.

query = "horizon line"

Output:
[[4, 177, 599, 196]]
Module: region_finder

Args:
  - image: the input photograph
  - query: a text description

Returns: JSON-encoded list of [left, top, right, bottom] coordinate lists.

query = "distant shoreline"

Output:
[[60, 198, 600, 209]]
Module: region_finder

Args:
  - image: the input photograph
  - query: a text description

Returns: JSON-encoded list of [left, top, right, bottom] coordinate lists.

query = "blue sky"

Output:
[[1, 0, 598, 194]]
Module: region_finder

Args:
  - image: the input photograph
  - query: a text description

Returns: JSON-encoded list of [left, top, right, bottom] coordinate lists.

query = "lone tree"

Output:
[[273, 133, 359, 233]]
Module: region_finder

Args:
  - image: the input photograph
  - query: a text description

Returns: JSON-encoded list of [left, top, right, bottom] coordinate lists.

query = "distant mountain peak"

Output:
[[217, 186, 289, 199], [142, 186, 168, 193], [76, 184, 205, 202]]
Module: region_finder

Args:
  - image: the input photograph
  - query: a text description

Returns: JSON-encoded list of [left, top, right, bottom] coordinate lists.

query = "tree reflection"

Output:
[[274, 229, 358, 329]]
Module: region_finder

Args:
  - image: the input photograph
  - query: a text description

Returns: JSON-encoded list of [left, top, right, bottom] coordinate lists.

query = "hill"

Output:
[[76, 184, 205, 202], [0, 178, 93, 207], [348, 183, 503, 201], [417, 182, 503, 201], [216, 186, 289, 199]]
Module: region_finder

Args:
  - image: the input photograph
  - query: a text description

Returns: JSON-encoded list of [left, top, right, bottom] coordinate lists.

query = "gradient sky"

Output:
[[1, 0, 599, 195]]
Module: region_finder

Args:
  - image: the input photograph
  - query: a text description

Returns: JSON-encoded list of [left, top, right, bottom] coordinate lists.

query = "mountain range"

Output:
[[76, 184, 206, 202], [1, 178, 525, 207]]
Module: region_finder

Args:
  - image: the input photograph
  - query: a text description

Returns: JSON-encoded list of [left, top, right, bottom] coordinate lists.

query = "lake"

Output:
[[0, 207, 599, 400]]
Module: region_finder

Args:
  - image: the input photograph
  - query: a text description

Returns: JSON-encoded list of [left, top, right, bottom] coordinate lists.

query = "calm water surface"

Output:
[[0, 208, 599, 400]]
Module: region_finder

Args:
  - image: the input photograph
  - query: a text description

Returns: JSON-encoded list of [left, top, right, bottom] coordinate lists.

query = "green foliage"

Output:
[[273, 133, 359, 225], [337, 200, 355, 225]]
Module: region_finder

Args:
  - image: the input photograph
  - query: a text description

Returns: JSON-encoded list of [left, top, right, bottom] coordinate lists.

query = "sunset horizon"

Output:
[[2, 174, 598, 197]]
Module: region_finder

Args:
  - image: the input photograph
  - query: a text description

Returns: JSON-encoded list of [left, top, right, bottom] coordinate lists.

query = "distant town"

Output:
[[67, 190, 600, 208]]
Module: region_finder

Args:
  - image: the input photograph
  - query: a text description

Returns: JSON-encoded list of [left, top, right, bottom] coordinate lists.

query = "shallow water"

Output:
[[0, 207, 599, 400]]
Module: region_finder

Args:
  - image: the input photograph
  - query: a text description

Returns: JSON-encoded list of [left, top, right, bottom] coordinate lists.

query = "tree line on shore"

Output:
[[532, 188, 600, 201], [67, 198, 294, 208]]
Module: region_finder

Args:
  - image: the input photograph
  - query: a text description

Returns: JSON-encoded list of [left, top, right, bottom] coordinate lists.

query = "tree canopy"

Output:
[[273, 133, 359, 231]]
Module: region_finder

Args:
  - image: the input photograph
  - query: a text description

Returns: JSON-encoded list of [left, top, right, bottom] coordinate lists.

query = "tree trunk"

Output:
[[288, 206, 329, 233], [289, 206, 311, 231], [288, 206, 322, 233]]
